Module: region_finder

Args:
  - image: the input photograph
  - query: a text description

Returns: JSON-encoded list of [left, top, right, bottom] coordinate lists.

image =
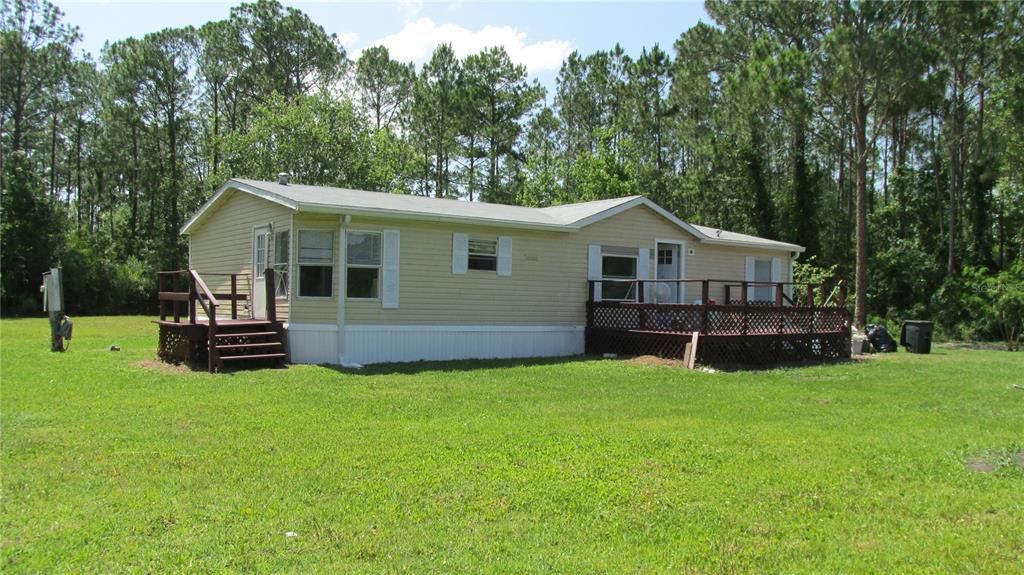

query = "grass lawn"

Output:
[[2, 316, 1022, 573]]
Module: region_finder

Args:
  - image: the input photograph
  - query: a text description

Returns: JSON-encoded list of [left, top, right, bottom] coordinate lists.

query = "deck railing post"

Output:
[[158, 274, 166, 321], [820, 282, 829, 307], [806, 284, 815, 307], [188, 279, 197, 324], [173, 281, 181, 324], [838, 281, 847, 308], [265, 268, 277, 323], [740, 281, 749, 335], [701, 280, 710, 334], [774, 286, 782, 335], [208, 303, 218, 373], [231, 274, 238, 319]]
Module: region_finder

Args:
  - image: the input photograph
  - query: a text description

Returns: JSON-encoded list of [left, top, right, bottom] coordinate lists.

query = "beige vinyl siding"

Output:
[[344, 219, 572, 325], [686, 244, 792, 303], [343, 204, 789, 326], [288, 213, 341, 324], [187, 190, 292, 321]]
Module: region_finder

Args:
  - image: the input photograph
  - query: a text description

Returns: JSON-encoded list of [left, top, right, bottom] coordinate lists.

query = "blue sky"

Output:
[[56, 1, 709, 97]]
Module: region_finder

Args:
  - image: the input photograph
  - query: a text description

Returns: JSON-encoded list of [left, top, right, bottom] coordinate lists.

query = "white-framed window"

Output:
[[657, 247, 673, 265], [273, 229, 290, 299], [347, 231, 381, 299], [297, 230, 334, 298], [602, 255, 637, 301], [253, 228, 268, 279], [468, 238, 498, 271]]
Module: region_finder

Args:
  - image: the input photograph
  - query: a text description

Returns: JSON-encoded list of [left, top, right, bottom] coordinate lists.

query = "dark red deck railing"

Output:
[[586, 278, 849, 336]]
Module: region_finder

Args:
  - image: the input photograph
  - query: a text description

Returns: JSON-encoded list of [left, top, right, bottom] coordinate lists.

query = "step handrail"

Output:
[[188, 270, 219, 371], [189, 270, 219, 319]]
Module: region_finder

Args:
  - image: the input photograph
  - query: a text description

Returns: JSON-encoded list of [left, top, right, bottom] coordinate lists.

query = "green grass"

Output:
[[2, 316, 1022, 573]]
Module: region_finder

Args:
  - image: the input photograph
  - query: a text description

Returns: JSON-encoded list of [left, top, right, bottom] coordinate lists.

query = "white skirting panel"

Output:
[[285, 323, 339, 364], [343, 325, 585, 365]]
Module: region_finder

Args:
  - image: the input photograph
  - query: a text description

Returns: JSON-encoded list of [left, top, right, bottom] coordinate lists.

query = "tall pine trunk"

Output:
[[853, 88, 869, 330]]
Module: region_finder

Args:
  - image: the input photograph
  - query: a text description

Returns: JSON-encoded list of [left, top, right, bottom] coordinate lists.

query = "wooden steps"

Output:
[[215, 331, 277, 338], [211, 320, 286, 370], [220, 352, 287, 362]]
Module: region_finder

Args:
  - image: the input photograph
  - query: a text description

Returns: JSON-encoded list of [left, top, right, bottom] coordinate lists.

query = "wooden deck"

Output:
[[155, 269, 285, 371], [586, 279, 852, 366]]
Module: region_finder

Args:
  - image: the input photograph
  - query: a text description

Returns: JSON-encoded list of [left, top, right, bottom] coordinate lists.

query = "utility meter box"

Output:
[[42, 268, 63, 312]]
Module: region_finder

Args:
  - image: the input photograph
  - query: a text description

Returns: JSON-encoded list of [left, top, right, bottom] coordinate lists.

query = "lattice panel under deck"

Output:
[[586, 329, 851, 367], [157, 324, 207, 363], [696, 333, 850, 366]]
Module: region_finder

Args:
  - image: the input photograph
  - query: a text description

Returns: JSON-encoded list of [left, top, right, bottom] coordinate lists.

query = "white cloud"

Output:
[[397, 0, 424, 22], [337, 31, 360, 48], [361, 18, 573, 76]]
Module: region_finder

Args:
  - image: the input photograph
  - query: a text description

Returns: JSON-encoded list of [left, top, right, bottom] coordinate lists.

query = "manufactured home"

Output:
[[156, 177, 850, 370]]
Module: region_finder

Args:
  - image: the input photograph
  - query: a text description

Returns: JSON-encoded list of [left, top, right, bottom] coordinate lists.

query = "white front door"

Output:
[[252, 226, 270, 320], [656, 243, 682, 303]]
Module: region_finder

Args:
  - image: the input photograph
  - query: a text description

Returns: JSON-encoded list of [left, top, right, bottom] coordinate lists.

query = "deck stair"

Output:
[[212, 320, 286, 367]]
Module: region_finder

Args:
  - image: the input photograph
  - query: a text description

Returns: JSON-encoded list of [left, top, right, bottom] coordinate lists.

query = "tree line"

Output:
[[2, 0, 1022, 342]]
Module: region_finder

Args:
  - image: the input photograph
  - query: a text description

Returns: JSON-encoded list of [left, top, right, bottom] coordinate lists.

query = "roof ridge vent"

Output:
[[278, 172, 290, 185]]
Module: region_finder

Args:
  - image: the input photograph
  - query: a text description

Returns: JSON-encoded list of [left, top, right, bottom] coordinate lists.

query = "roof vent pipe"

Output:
[[278, 172, 290, 185]]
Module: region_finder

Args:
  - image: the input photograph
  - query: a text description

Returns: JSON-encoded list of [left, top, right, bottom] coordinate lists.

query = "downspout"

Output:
[[287, 213, 294, 327]]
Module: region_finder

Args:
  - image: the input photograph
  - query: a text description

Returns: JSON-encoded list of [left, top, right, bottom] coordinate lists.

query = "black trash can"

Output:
[[900, 320, 934, 354]]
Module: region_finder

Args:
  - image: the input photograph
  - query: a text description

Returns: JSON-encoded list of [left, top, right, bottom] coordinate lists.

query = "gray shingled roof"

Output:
[[229, 178, 639, 228], [182, 179, 804, 253], [690, 224, 804, 252]]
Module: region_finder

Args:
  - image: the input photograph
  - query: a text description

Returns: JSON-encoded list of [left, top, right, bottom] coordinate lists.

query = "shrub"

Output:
[[960, 262, 1024, 351]]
